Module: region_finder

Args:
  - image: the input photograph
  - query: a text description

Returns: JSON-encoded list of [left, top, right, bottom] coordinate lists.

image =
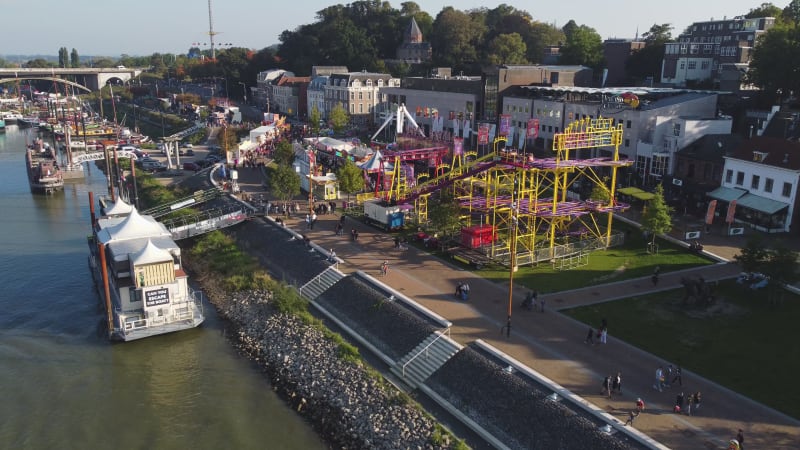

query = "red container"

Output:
[[461, 225, 495, 249]]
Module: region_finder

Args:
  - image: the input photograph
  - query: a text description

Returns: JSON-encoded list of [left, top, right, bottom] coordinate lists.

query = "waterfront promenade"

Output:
[[230, 165, 799, 450]]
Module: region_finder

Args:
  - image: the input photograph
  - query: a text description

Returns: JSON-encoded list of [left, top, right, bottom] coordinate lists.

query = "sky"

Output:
[[0, 0, 774, 58]]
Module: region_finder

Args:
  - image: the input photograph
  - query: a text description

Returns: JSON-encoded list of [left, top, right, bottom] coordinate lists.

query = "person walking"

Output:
[[654, 366, 664, 392], [693, 391, 702, 413], [636, 397, 645, 414], [380, 260, 389, 277], [584, 327, 595, 345], [686, 391, 694, 416], [602, 375, 612, 398], [672, 365, 683, 386], [675, 392, 685, 413], [624, 410, 636, 427], [652, 266, 660, 286], [328, 249, 337, 262], [600, 326, 608, 344], [539, 296, 545, 313], [612, 372, 622, 395], [736, 429, 745, 450]]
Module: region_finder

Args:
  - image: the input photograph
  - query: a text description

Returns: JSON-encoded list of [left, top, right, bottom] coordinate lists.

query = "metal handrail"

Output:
[[402, 327, 451, 378], [298, 265, 339, 296]]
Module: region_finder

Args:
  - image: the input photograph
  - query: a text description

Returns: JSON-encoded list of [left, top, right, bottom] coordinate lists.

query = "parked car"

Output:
[[140, 160, 167, 172], [183, 162, 200, 171], [194, 159, 212, 169], [181, 143, 194, 149], [205, 154, 223, 163], [179, 148, 194, 156], [133, 149, 149, 159]]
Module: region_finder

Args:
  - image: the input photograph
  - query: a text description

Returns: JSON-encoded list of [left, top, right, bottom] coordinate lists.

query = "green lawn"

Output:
[[563, 281, 800, 419], [476, 230, 713, 294]]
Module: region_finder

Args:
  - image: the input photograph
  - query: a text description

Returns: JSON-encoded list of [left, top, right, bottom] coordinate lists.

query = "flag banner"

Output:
[[452, 119, 460, 137], [478, 124, 490, 145], [489, 124, 496, 141], [454, 137, 464, 156], [519, 129, 525, 148], [705, 200, 717, 225], [726, 199, 737, 224], [499, 114, 511, 136], [463, 120, 471, 139], [527, 118, 539, 138]]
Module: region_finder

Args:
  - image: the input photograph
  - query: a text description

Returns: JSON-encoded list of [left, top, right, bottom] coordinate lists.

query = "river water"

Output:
[[0, 126, 325, 449]]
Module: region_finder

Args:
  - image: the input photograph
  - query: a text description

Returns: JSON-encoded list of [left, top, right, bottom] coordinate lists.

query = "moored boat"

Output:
[[1, 110, 23, 124], [26, 138, 64, 194], [0, 117, 5, 132], [87, 196, 205, 341]]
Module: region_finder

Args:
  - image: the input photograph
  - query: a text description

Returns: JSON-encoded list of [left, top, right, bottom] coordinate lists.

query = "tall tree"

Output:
[[429, 7, 486, 71], [268, 164, 301, 205], [329, 103, 350, 134], [641, 184, 673, 249], [58, 47, 68, 68], [527, 22, 565, 63], [748, 23, 800, 97], [625, 23, 674, 83], [309, 106, 321, 138], [336, 159, 365, 201], [427, 192, 462, 235], [559, 24, 604, 71], [746, 2, 783, 19], [488, 33, 528, 65], [70, 48, 80, 68], [273, 140, 296, 166], [734, 236, 769, 273]]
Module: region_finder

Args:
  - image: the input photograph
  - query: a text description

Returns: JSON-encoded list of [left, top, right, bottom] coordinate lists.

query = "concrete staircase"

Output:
[[299, 266, 345, 300], [391, 330, 461, 389]]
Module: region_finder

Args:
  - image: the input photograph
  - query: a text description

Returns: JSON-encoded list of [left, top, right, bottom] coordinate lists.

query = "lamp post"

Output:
[[502, 173, 520, 338], [238, 81, 247, 104]]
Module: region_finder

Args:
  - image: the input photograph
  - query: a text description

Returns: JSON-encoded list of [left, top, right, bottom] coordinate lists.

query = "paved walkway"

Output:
[[231, 165, 799, 450]]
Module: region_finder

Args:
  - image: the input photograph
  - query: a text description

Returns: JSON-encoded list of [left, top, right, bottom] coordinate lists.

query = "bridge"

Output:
[[0, 67, 144, 91]]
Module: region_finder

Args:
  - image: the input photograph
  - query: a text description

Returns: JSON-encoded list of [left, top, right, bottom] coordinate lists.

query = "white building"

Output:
[[325, 72, 400, 127], [710, 137, 800, 233], [308, 76, 329, 120]]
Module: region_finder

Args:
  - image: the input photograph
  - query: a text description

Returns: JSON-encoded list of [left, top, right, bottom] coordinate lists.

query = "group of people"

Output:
[[584, 318, 608, 345], [601, 372, 623, 398], [521, 290, 541, 311]]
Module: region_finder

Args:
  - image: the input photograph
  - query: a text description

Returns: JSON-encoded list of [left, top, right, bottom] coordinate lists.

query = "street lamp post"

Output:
[[502, 173, 520, 338]]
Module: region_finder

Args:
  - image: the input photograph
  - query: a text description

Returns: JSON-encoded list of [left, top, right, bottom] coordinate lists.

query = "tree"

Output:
[[527, 22, 565, 64], [268, 164, 301, 205], [748, 23, 800, 96], [747, 2, 783, 19], [626, 24, 674, 83], [589, 179, 611, 204], [427, 192, 462, 236], [786, 0, 800, 26], [429, 7, 486, 71], [559, 24, 604, 71], [58, 47, 68, 68], [309, 106, 321, 138], [641, 184, 673, 249], [488, 33, 528, 65], [336, 159, 365, 200], [219, 125, 239, 155], [25, 58, 55, 68], [764, 244, 800, 287], [329, 103, 350, 135], [734, 236, 770, 273], [70, 48, 80, 68], [273, 140, 296, 167]]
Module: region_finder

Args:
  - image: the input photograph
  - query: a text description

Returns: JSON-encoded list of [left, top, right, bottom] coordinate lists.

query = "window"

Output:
[[687, 61, 697, 70], [359, 103, 363, 113], [625, 139, 630, 147], [673, 123, 681, 136], [782, 182, 792, 197], [626, 120, 632, 129], [701, 61, 710, 70], [358, 92, 362, 100], [751, 175, 760, 190], [735, 171, 744, 185], [765, 178, 774, 193]]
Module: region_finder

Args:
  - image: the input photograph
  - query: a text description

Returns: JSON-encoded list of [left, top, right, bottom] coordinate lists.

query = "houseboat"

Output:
[[87, 196, 205, 341], [26, 139, 64, 194]]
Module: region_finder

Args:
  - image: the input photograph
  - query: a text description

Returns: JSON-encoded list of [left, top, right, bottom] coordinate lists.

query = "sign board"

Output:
[[729, 227, 744, 236], [145, 288, 170, 307], [685, 231, 701, 239]]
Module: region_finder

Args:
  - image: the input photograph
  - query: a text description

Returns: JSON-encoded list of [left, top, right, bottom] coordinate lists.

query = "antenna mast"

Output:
[[207, 0, 218, 60]]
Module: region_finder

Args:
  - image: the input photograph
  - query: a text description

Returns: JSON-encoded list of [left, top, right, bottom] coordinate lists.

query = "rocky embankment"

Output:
[[194, 284, 457, 449]]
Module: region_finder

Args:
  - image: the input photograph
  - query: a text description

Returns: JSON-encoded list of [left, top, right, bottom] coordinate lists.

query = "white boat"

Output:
[[87, 197, 205, 341], [1, 110, 23, 124]]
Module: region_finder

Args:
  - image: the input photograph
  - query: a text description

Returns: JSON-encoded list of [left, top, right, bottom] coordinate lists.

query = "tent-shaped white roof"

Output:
[[249, 125, 277, 143], [130, 239, 173, 266], [103, 196, 133, 217], [305, 137, 355, 153], [97, 207, 171, 245], [358, 150, 393, 171]]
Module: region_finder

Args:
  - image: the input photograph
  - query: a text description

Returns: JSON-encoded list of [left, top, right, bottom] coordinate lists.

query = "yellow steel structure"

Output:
[[448, 117, 631, 266]]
